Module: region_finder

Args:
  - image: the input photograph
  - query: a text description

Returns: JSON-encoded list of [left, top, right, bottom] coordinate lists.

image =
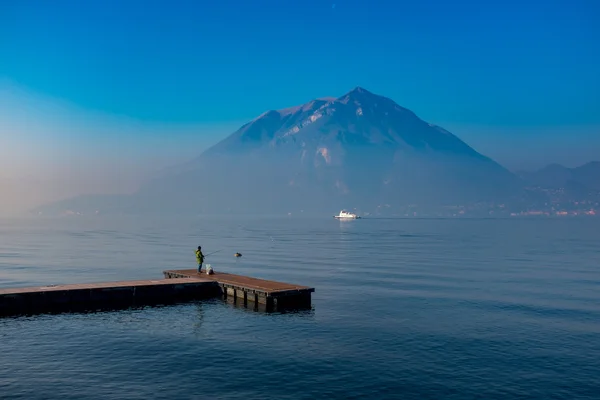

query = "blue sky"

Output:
[[0, 0, 599, 212]]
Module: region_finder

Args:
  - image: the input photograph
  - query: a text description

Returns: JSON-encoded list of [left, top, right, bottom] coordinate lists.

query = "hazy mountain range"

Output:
[[32, 87, 599, 216], [518, 162, 600, 191], [517, 162, 600, 202]]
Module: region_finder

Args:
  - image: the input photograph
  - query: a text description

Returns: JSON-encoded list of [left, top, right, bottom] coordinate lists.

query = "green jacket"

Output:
[[195, 250, 204, 264]]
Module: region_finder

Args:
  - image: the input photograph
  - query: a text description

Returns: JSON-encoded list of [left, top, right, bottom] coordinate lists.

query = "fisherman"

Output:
[[195, 246, 205, 273]]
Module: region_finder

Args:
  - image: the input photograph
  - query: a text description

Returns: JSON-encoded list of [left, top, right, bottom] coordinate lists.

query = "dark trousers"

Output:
[[198, 263, 203, 272]]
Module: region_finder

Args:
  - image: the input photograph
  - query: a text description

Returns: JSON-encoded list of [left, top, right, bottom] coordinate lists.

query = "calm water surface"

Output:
[[0, 216, 599, 399]]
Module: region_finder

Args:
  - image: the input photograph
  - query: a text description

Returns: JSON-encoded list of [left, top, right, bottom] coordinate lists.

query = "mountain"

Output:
[[34, 87, 521, 216], [519, 162, 600, 190], [518, 161, 600, 200], [571, 162, 600, 191]]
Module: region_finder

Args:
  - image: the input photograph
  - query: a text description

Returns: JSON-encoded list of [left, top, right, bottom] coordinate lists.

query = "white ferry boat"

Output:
[[333, 210, 361, 219]]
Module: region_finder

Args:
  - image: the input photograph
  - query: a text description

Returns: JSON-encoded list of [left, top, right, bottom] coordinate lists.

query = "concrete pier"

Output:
[[0, 270, 314, 317]]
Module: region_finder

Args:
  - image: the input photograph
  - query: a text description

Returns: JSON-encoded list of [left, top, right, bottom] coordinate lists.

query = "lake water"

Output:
[[1, 216, 599, 399]]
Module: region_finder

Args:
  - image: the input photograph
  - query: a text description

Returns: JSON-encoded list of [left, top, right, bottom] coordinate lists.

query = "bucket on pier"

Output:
[[205, 264, 214, 275]]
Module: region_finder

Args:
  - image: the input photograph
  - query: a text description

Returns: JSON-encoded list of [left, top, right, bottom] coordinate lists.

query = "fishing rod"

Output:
[[201, 249, 243, 259]]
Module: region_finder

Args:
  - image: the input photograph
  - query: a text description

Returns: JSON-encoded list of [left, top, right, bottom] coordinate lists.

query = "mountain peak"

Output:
[[348, 86, 371, 94], [341, 86, 377, 99], [337, 86, 402, 111], [204, 86, 503, 163], [255, 87, 386, 121]]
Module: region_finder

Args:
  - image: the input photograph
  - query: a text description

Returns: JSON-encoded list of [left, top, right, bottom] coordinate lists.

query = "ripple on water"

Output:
[[1, 216, 600, 399]]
